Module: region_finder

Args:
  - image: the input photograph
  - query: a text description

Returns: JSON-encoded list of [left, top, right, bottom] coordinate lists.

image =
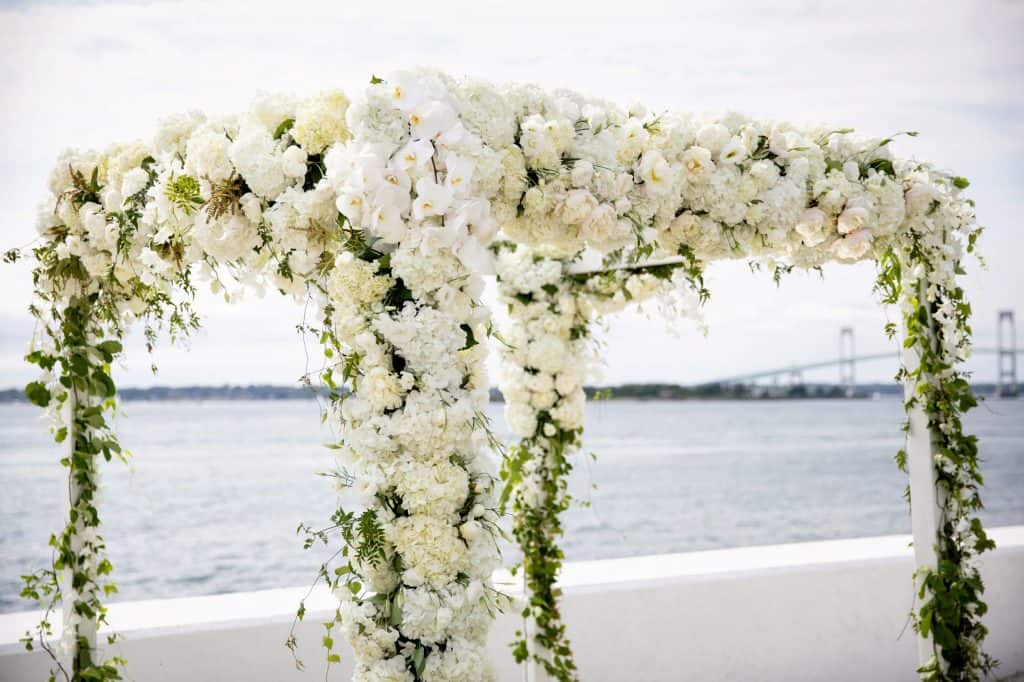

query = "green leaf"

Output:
[[97, 340, 123, 356], [25, 382, 51, 407], [952, 176, 970, 189], [274, 118, 295, 140]]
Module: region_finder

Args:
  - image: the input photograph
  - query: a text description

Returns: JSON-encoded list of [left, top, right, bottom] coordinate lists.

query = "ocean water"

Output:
[[1, 398, 1023, 614]]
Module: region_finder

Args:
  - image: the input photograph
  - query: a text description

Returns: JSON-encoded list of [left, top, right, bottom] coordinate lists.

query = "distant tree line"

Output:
[[1, 381, 1018, 404]]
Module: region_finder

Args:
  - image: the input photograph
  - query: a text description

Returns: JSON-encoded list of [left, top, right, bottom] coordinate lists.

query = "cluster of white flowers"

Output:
[[345, 73, 915, 274], [322, 74, 505, 680], [32, 88, 356, 331], [495, 246, 589, 444]]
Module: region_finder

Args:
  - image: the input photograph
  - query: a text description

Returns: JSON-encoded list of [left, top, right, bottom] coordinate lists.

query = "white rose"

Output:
[[281, 145, 308, 178], [904, 183, 935, 215], [559, 189, 597, 225], [527, 335, 567, 374], [570, 159, 594, 187], [581, 203, 627, 251], [794, 207, 829, 246], [696, 123, 731, 154], [837, 206, 870, 234], [833, 228, 873, 260], [681, 146, 713, 179]]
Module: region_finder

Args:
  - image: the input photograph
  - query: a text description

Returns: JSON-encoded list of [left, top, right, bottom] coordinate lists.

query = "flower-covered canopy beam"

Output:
[[13, 70, 991, 682]]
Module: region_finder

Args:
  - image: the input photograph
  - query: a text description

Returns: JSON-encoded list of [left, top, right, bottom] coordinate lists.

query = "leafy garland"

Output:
[[18, 297, 126, 682], [496, 244, 707, 681], [498, 263, 588, 681], [8, 159, 202, 681], [875, 173, 993, 680]]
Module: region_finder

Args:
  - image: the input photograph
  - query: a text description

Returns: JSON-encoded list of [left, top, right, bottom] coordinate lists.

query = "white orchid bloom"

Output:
[[412, 178, 453, 220], [373, 167, 412, 212], [369, 204, 407, 244], [409, 101, 457, 141], [443, 153, 475, 197], [385, 71, 428, 112], [434, 120, 466, 149], [394, 138, 435, 172], [336, 191, 366, 226]]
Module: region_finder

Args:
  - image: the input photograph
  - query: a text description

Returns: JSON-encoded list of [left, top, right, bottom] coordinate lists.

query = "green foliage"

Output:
[[11, 152, 208, 681], [355, 510, 386, 567], [163, 175, 204, 214], [876, 215, 995, 680], [17, 294, 128, 681], [501, 418, 581, 682], [25, 381, 52, 407]]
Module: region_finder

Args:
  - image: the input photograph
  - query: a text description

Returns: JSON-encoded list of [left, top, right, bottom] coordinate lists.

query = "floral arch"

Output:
[[9, 70, 992, 682]]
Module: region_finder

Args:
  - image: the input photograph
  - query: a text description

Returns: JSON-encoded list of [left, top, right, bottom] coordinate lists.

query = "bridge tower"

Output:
[[839, 327, 855, 397], [997, 310, 1019, 397]]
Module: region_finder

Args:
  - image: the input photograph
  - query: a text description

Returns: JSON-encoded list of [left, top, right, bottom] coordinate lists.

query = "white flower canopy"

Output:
[[14, 70, 990, 682]]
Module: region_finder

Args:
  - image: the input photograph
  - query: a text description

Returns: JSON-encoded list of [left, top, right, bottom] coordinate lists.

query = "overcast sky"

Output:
[[1, 0, 1021, 389]]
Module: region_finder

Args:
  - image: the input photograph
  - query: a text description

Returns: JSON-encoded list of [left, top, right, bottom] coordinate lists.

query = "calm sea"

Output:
[[1, 398, 1023, 613]]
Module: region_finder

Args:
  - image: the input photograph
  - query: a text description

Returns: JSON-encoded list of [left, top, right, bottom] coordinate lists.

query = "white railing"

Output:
[[3, 526, 1022, 681]]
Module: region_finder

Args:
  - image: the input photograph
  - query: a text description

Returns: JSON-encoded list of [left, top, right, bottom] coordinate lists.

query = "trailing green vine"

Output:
[[876, 171, 994, 681], [495, 243, 707, 681]]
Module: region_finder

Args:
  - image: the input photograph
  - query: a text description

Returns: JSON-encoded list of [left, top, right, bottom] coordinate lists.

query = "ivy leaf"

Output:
[[24, 382, 51, 407], [97, 340, 123, 356]]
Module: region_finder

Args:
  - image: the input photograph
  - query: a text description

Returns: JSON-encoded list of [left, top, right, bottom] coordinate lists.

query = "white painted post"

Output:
[[60, 389, 77, 673], [901, 285, 945, 670], [60, 389, 98, 673]]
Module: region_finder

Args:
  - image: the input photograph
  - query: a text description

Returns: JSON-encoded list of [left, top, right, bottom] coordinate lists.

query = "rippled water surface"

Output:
[[2, 398, 1022, 613]]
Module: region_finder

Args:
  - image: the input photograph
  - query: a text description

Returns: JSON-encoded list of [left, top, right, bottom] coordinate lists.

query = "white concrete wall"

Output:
[[2, 526, 1022, 681]]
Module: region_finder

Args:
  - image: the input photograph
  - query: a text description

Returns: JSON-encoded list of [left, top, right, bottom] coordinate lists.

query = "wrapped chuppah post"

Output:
[[10, 70, 991, 682]]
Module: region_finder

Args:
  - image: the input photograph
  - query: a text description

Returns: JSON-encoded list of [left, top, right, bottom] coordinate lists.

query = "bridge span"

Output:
[[701, 310, 1021, 397]]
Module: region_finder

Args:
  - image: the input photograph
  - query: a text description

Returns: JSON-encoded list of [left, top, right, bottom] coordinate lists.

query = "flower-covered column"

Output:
[[496, 246, 591, 682], [315, 76, 507, 682], [880, 170, 994, 680], [320, 237, 501, 681], [20, 297, 127, 681], [17, 147, 145, 682]]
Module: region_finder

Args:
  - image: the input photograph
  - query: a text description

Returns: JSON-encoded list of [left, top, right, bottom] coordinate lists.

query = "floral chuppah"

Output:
[[11, 69, 989, 682]]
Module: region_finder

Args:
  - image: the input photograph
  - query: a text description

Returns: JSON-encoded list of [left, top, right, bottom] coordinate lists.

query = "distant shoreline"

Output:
[[1, 382, 1018, 404]]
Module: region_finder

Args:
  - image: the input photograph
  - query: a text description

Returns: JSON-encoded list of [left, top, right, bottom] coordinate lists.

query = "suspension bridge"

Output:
[[703, 309, 1022, 397]]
